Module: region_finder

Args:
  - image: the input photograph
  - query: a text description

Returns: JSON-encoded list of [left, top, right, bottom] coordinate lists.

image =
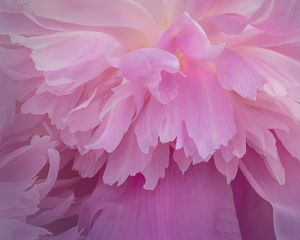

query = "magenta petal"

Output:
[[232, 171, 276, 240], [81, 161, 242, 240], [240, 144, 300, 239]]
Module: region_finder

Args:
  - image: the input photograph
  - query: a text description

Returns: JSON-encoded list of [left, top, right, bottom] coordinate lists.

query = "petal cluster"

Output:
[[1, 0, 300, 239]]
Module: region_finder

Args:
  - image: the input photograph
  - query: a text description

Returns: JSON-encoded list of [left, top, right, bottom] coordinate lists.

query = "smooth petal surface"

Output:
[[217, 49, 265, 100], [240, 144, 300, 239], [232, 171, 276, 240], [81, 161, 242, 240]]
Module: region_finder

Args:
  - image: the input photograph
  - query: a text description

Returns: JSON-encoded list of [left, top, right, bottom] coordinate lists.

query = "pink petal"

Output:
[[239, 47, 300, 90], [11, 32, 117, 93], [120, 48, 180, 104], [182, 67, 236, 159], [217, 49, 265, 100], [205, 13, 248, 35], [276, 123, 300, 161], [0, 136, 51, 182], [85, 97, 135, 152], [251, 0, 300, 37], [63, 89, 101, 132], [0, 46, 41, 80], [157, 13, 224, 60], [135, 96, 182, 153], [240, 143, 300, 239], [173, 148, 192, 173], [142, 143, 170, 190], [232, 171, 276, 240], [36, 148, 60, 199], [81, 161, 242, 240], [214, 152, 239, 184], [21, 90, 82, 129], [0, 181, 39, 217], [73, 150, 106, 178], [103, 129, 153, 186], [23, 0, 158, 45]]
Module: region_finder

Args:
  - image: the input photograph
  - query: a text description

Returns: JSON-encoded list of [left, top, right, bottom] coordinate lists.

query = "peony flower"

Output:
[[1, 0, 300, 239]]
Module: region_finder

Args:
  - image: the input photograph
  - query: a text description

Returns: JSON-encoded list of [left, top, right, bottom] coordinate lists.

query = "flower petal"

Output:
[[240, 144, 300, 239], [157, 13, 224, 60], [81, 161, 242, 240], [142, 143, 170, 190], [217, 49, 265, 100]]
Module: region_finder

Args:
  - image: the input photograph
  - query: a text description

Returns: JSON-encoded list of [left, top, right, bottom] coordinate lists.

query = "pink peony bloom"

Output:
[[1, 0, 300, 239]]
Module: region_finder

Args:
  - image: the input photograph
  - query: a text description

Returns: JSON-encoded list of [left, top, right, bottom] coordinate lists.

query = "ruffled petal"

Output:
[[181, 68, 236, 159], [141, 143, 170, 190], [120, 48, 180, 104], [157, 13, 224, 60], [103, 129, 153, 186]]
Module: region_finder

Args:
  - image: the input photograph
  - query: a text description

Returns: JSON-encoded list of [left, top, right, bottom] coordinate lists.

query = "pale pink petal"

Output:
[[251, 0, 300, 38], [181, 68, 236, 159], [11, 32, 117, 93], [36, 148, 60, 199], [85, 97, 135, 152], [235, 103, 286, 184], [0, 136, 51, 181], [173, 148, 192, 173], [73, 150, 106, 178], [239, 47, 300, 90], [209, 0, 263, 18], [21, 90, 82, 129], [157, 13, 224, 60], [217, 49, 265, 100], [22, 0, 159, 45], [63, 89, 101, 132], [103, 129, 153, 186], [142, 143, 170, 190], [175, 123, 205, 164], [135, 96, 182, 153], [276, 123, 300, 161], [205, 13, 248, 35], [0, 46, 41, 80], [214, 152, 239, 184], [120, 48, 180, 103]]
